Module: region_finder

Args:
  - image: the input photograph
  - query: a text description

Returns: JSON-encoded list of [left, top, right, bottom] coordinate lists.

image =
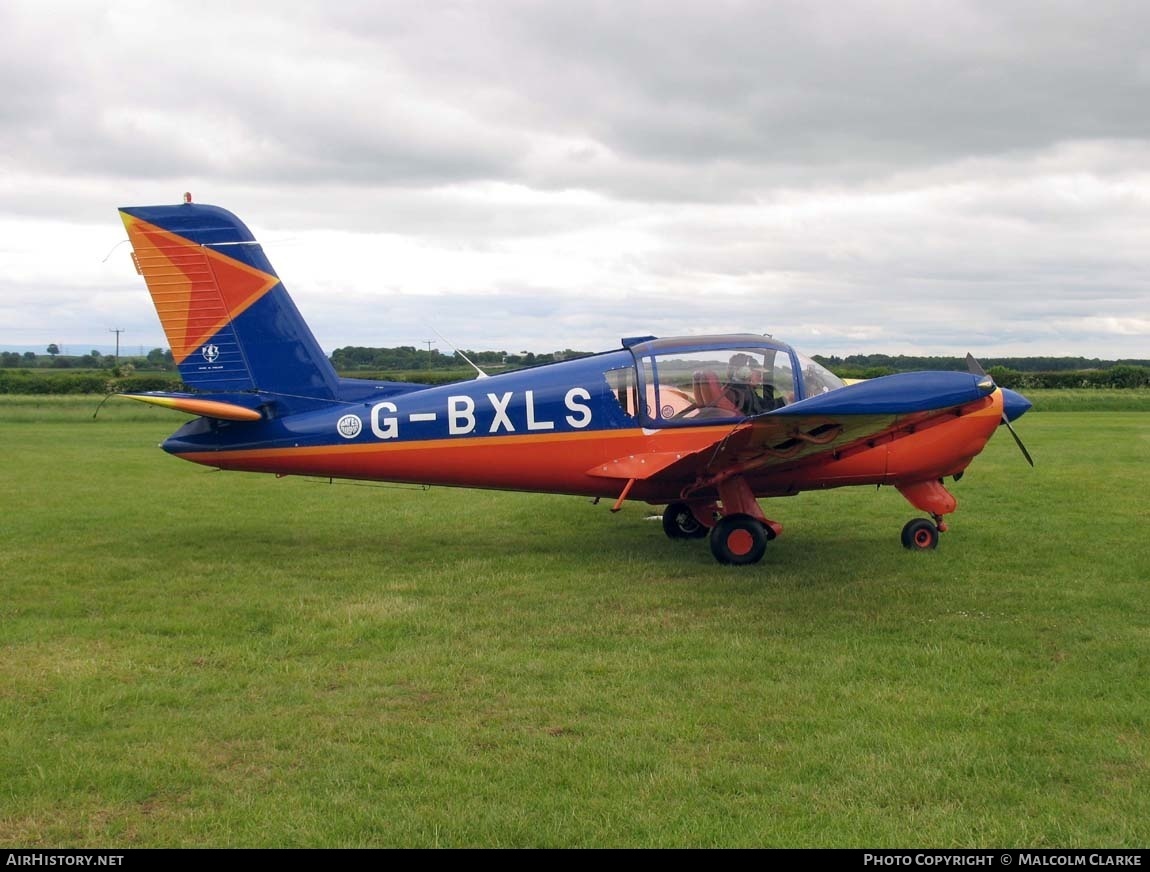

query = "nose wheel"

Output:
[[901, 517, 940, 550]]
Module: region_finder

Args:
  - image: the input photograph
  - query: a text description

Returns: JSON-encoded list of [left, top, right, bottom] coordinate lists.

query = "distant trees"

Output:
[[326, 346, 1150, 386], [814, 353, 1150, 374], [0, 347, 175, 372], [325, 346, 1150, 386], [814, 354, 1150, 388], [974, 362, 1150, 390], [146, 348, 173, 368], [498, 349, 595, 367], [2, 343, 1147, 393], [330, 346, 456, 371], [328, 346, 595, 372]]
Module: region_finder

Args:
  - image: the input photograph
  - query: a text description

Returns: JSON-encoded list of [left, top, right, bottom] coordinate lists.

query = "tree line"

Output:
[[812, 353, 1149, 374], [3, 344, 1147, 393], [329, 346, 596, 371], [1, 348, 174, 370], [811, 354, 1149, 389]]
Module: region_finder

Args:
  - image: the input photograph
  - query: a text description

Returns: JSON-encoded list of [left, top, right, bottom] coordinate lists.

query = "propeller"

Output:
[[965, 354, 1034, 467]]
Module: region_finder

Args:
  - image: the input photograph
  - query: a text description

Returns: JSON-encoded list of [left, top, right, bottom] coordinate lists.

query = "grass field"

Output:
[[1, 396, 1148, 847]]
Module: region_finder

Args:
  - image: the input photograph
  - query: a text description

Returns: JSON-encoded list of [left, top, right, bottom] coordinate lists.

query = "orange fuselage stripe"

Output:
[[171, 392, 1005, 503]]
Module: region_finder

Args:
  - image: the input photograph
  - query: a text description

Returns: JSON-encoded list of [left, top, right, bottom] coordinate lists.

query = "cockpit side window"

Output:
[[638, 346, 796, 425], [604, 365, 639, 420], [639, 356, 695, 421]]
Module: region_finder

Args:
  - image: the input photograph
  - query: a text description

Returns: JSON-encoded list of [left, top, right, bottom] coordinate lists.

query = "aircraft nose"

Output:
[[1001, 388, 1032, 423]]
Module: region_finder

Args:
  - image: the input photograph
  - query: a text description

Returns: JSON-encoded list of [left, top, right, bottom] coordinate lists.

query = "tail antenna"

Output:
[[431, 328, 489, 379]]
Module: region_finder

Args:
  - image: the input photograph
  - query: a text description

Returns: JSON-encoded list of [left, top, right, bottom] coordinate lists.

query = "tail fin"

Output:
[[119, 202, 338, 399]]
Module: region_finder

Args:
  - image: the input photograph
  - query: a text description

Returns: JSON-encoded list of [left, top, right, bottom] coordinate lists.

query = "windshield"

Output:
[[796, 352, 845, 397]]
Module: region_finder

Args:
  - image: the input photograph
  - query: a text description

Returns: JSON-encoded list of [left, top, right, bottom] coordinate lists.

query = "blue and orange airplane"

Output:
[[118, 198, 1032, 565]]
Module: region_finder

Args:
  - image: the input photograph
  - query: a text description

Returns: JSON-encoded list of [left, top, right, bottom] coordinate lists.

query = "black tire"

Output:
[[709, 514, 769, 565], [901, 518, 939, 551], [662, 502, 708, 540]]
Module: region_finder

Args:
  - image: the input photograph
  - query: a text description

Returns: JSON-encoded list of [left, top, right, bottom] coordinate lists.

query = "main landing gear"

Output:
[[708, 513, 775, 565], [663, 502, 778, 565], [661, 477, 783, 566]]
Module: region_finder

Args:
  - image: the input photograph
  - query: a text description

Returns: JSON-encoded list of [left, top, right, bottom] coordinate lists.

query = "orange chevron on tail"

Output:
[[120, 213, 279, 365]]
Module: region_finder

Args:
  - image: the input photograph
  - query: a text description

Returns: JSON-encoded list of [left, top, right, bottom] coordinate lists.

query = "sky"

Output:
[[2, 0, 1148, 359]]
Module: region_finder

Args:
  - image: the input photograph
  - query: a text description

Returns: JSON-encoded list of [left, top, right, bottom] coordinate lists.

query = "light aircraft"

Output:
[[117, 198, 1033, 565]]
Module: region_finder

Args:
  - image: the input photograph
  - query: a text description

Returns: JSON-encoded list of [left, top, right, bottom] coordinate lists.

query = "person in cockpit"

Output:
[[724, 353, 781, 416]]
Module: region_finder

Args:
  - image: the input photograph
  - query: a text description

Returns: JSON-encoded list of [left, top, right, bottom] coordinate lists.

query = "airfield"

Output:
[[2, 394, 1147, 847]]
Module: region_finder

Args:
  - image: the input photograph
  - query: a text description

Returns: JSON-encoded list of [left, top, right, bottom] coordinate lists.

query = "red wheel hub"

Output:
[[727, 528, 754, 556]]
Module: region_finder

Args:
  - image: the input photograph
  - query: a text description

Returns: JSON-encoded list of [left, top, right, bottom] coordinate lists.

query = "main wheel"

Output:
[[662, 502, 709, 539], [901, 518, 940, 551], [709, 514, 769, 565]]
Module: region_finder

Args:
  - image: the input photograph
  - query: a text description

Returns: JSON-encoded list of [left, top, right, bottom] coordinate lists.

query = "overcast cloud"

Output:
[[1, 0, 1148, 358]]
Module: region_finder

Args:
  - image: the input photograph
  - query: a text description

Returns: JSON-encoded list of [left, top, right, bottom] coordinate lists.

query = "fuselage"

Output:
[[161, 335, 1017, 505]]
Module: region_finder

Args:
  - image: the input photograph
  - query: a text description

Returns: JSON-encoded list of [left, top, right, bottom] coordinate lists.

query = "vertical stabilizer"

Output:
[[119, 202, 338, 399]]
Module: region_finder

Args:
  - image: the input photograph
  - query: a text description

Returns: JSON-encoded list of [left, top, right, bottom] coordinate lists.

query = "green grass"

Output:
[[1026, 388, 1150, 412], [1, 399, 1148, 846]]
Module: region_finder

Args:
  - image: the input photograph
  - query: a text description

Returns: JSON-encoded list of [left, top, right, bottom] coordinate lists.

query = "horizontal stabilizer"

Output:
[[121, 392, 263, 421]]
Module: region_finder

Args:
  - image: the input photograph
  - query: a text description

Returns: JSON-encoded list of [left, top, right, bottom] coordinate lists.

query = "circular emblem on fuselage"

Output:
[[337, 414, 363, 439]]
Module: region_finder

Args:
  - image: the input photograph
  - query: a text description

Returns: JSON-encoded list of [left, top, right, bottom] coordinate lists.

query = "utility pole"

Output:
[[108, 328, 124, 361], [424, 340, 435, 353]]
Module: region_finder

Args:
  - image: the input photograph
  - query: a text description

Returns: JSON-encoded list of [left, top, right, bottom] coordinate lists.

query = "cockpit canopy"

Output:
[[618, 334, 845, 426]]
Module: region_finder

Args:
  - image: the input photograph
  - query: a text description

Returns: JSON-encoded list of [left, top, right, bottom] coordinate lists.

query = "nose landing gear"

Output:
[[896, 480, 957, 551]]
